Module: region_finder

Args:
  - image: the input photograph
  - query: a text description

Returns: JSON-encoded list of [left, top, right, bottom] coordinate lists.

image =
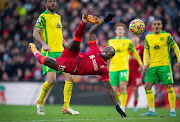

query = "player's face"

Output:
[[152, 20, 162, 34], [115, 26, 125, 37], [46, 0, 56, 12], [100, 46, 115, 61]]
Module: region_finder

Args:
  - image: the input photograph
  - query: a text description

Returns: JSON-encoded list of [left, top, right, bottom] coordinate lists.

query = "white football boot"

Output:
[[37, 104, 45, 115], [62, 107, 79, 115]]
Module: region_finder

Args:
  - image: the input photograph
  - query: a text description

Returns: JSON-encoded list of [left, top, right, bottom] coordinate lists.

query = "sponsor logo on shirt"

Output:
[[89, 55, 98, 71], [154, 45, 160, 50], [57, 23, 61, 28], [36, 18, 41, 25]]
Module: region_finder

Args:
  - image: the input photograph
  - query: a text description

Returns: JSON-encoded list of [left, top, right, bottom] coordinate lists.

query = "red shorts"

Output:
[[55, 47, 80, 74], [128, 73, 142, 87]]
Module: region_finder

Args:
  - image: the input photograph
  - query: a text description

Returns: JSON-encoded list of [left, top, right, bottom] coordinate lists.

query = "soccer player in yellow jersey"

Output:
[[33, 0, 79, 115], [140, 18, 180, 117], [108, 23, 143, 112]]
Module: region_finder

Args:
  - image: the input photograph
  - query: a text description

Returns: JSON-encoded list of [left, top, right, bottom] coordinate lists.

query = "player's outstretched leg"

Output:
[[67, 14, 100, 52], [29, 43, 58, 69]]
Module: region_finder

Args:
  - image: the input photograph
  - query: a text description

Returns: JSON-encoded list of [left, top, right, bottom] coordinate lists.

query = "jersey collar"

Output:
[[101, 57, 107, 65]]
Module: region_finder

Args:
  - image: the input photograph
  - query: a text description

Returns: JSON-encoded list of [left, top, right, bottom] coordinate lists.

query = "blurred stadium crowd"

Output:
[[0, 0, 180, 84]]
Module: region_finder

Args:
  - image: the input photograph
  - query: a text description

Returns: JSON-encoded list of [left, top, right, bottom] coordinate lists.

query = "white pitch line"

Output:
[[30, 117, 180, 122]]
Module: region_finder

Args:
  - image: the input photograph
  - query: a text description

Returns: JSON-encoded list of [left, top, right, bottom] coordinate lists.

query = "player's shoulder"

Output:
[[137, 45, 144, 48], [139, 45, 144, 49], [108, 37, 116, 42], [145, 32, 154, 38], [38, 10, 49, 19], [40, 10, 49, 16], [160, 30, 171, 36], [55, 13, 61, 18], [123, 37, 132, 44]]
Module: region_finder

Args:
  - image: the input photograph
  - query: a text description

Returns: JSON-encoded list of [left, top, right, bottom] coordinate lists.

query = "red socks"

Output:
[[74, 20, 87, 42], [134, 100, 138, 107], [35, 53, 46, 64]]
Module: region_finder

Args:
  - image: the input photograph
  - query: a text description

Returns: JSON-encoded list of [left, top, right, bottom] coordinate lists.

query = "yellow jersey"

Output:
[[108, 37, 135, 71], [35, 10, 64, 53], [145, 30, 176, 67]]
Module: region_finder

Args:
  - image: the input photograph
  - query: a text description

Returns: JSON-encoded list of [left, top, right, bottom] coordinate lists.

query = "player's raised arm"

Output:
[[103, 80, 126, 118], [171, 42, 180, 68], [89, 14, 115, 41]]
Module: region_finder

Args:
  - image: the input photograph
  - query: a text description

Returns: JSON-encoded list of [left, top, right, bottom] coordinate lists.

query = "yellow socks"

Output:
[[120, 91, 127, 107], [63, 81, 73, 109], [146, 89, 155, 111], [116, 91, 120, 101], [167, 88, 176, 111], [38, 81, 53, 105]]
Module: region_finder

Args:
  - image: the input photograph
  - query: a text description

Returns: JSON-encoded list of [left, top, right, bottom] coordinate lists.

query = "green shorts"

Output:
[[110, 70, 129, 86], [145, 65, 174, 84], [42, 52, 62, 75]]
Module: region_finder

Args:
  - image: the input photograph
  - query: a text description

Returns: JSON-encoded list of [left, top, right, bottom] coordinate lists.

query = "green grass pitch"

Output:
[[0, 105, 180, 122]]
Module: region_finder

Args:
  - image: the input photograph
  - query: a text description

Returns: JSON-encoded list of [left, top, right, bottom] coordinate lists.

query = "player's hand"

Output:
[[104, 14, 115, 23], [175, 63, 180, 69], [143, 65, 148, 73], [138, 65, 143, 74], [116, 105, 126, 118], [42, 43, 51, 52]]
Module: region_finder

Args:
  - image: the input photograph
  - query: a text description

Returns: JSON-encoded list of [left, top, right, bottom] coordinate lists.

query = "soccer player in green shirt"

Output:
[[140, 18, 180, 117]]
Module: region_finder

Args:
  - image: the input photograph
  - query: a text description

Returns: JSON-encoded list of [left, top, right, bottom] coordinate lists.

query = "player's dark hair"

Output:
[[153, 18, 162, 22], [114, 23, 126, 30]]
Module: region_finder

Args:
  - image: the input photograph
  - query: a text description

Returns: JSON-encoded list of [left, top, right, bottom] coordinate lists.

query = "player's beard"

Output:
[[47, 5, 56, 13]]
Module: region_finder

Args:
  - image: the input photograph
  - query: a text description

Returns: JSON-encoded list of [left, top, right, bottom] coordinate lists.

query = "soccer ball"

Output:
[[129, 19, 145, 35]]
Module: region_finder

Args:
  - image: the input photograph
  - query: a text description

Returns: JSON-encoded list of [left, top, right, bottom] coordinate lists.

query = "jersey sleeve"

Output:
[[144, 38, 149, 49], [35, 15, 45, 29], [101, 68, 110, 82], [88, 40, 99, 50], [167, 34, 176, 46], [128, 41, 135, 51]]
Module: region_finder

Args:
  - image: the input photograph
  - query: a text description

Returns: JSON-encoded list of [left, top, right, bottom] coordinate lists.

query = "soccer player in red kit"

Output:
[[129, 35, 144, 112], [29, 13, 126, 117]]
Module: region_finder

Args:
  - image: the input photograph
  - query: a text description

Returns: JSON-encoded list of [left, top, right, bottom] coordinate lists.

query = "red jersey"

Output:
[[129, 45, 144, 73], [55, 40, 109, 82]]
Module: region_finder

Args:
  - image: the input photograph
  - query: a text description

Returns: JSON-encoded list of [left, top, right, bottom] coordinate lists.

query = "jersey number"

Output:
[[58, 65, 66, 72], [167, 73, 171, 80], [120, 72, 127, 77]]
